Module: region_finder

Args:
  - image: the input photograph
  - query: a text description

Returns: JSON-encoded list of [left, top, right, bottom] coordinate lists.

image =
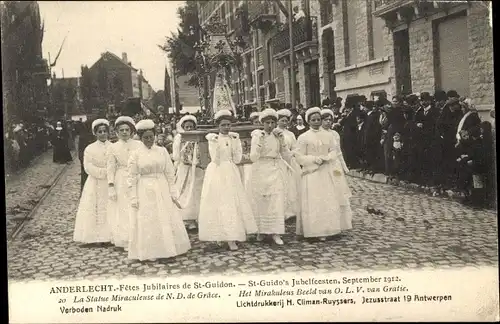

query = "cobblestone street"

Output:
[[7, 160, 498, 282], [5, 150, 70, 238]]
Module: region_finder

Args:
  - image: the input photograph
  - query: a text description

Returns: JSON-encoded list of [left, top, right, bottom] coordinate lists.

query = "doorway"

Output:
[[393, 28, 412, 95], [305, 59, 321, 107], [323, 28, 336, 100]]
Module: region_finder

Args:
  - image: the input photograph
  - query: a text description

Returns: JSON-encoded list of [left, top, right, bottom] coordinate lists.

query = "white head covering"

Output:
[[276, 109, 292, 119], [135, 119, 155, 131], [320, 109, 334, 119], [259, 108, 279, 122], [249, 112, 260, 120], [214, 109, 233, 122], [179, 115, 197, 127], [91, 118, 110, 135], [114, 116, 135, 128], [55, 121, 62, 131], [305, 107, 322, 122]]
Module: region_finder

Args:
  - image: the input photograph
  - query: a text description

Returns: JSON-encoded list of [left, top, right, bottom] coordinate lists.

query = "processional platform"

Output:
[[180, 123, 262, 169]]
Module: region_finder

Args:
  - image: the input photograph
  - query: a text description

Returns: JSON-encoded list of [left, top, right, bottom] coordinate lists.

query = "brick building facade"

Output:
[[318, 0, 393, 103], [198, 0, 322, 110], [317, 0, 493, 121]]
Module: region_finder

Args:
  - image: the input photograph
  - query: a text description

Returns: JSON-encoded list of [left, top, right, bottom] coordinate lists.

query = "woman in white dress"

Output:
[[107, 116, 142, 250], [321, 109, 350, 174], [198, 110, 257, 251], [127, 119, 190, 261], [276, 108, 301, 221], [295, 107, 353, 241], [73, 119, 111, 245], [240, 111, 261, 190], [249, 109, 291, 245], [172, 114, 204, 231]]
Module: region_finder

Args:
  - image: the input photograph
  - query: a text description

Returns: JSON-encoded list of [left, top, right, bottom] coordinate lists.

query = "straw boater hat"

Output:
[[135, 119, 155, 131], [214, 109, 233, 123], [320, 109, 334, 119], [276, 109, 292, 120], [91, 118, 110, 135], [114, 116, 135, 128], [259, 108, 279, 122], [305, 107, 321, 122]]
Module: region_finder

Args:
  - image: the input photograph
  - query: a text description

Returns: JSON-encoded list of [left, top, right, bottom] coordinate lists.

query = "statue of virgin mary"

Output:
[[211, 69, 236, 115]]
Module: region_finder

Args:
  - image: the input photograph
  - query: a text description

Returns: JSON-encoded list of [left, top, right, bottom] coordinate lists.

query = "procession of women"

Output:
[[73, 106, 353, 263]]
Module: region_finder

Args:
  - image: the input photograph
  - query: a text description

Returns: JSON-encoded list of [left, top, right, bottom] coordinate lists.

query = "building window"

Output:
[[371, 0, 385, 60], [320, 0, 333, 27], [245, 55, 253, 86], [345, 0, 358, 66]]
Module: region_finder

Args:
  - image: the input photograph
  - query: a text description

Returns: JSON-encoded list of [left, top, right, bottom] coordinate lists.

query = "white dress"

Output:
[[73, 140, 111, 243], [281, 128, 302, 218], [127, 144, 191, 261], [198, 133, 257, 242], [106, 139, 142, 248], [295, 128, 353, 237], [248, 130, 289, 234], [172, 134, 204, 222]]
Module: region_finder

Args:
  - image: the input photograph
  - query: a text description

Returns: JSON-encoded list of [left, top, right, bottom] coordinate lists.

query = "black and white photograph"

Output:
[[3, 0, 498, 322]]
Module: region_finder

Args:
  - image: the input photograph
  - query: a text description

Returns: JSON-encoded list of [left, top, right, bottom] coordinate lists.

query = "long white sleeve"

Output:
[[172, 134, 182, 162], [127, 151, 139, 203], [83, 146, 106, 179], [106, 145, 117, 185]]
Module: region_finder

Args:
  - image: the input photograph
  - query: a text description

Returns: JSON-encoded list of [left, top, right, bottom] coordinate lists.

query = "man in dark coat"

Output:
[[355, 112, 367, 169], [362, 100, 382, 173], [400, 105, 419, 182], [339, 103, 359, 169], [382, 105, 405, 176], [413, 92, 440, 185], [78, 120, 94, 193], [435, 91, 464, 188]]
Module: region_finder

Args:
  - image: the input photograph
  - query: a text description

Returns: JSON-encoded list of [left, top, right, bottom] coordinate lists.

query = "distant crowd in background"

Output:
[[263, 90, 495, 209], [4, 118, 77, 175]]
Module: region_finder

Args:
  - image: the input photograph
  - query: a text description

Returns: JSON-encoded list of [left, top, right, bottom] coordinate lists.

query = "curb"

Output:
[[347, 170, 466, 202], [8, 156, 74, 242]]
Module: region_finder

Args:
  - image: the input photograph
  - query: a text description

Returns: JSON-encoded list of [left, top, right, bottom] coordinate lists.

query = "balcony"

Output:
[[248, 0, 277, 31], [373, 0, 460, 26], [271, 17, 318, 60]]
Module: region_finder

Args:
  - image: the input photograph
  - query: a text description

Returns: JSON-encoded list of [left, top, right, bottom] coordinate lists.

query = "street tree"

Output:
[[80, 65, 95, 114], [159, 1, 200, 87]]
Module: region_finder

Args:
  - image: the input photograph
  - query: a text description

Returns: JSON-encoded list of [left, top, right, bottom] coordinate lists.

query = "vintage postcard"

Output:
[[4, 0, 498, 322]]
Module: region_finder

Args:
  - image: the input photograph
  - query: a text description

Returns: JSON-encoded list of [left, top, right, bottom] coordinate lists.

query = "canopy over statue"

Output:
[[194, 15, 240, 118]]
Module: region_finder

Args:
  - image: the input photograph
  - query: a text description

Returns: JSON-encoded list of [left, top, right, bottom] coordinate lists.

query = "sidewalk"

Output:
[[5, 149, 74, 239], [347, 169, 467, 201]]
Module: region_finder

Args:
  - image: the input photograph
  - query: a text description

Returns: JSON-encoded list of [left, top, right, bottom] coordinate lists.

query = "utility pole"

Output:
[[62, 68, 68, 121], [288, 0, 296, 110]]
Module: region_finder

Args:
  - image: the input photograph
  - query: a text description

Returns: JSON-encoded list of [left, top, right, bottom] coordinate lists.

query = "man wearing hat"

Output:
[[435, 90, 464, 187], [414, 92, 439, 185], [434, 90, 448, 113], [361, 100, 382, 173]]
